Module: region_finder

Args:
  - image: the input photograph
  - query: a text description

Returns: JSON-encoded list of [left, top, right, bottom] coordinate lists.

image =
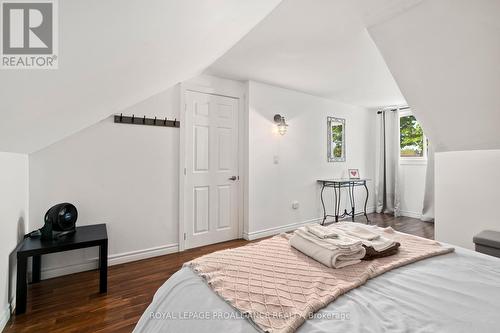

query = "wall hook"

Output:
[[113, 113, 179, 128]]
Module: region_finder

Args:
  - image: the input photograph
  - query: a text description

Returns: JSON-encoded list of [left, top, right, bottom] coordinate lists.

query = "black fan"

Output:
[[40, 203, 78, 240]]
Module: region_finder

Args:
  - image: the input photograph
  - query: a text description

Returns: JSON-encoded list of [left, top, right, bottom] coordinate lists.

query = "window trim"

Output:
[[399, 109, 427, 165]]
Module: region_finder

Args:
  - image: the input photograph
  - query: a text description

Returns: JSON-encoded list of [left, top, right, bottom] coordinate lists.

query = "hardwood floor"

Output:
[[365, 213, 434, 240], [4, 213, 433, 333]]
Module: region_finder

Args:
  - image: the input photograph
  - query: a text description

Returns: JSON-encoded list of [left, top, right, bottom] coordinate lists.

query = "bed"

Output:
[[134, 242, 500, 333]]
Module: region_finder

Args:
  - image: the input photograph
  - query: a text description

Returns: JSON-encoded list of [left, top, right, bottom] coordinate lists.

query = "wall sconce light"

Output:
[[274, 114, 288, 136]]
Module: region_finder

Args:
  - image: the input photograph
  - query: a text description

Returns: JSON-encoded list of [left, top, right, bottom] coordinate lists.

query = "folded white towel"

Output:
[[331, 223, 395, 251], [331, 223, 380, 241], [290, 234, 365, 268], [295, 228, 362, 250], [362, 236, 395, 252], [305, 224, 338, 239]]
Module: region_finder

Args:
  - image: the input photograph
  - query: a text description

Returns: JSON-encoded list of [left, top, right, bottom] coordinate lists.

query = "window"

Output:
[[399, 111, 427, 161]]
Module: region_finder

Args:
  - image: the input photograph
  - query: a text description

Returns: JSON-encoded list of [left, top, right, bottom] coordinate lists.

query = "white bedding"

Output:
[[134, 246, 500, 333]]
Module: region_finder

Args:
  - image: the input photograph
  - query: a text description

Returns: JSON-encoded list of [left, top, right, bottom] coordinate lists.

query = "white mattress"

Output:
[[134, 246, 500, 333]]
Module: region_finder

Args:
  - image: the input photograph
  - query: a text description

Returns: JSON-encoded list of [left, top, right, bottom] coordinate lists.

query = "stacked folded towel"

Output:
[[333, 223, 396, 252], [289, 222, 400, 268], [289, 227, 366, 268], [333, 223, 379, 240], [362, 242, 401, 260], [305, 224, 338, 239]]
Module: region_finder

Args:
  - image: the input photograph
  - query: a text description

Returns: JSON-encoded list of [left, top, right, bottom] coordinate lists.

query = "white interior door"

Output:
[[183, 90, 239, 249]]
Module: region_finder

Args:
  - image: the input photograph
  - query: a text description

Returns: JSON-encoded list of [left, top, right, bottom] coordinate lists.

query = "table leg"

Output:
[[349, 182, 355, 222], [320, 184, 327, 225], [334, 184, 341, 222], [363, 182, 370, 223], [16, 254, 28, 315], [99, 240, 108, 293], [32, 255, 41, 283]]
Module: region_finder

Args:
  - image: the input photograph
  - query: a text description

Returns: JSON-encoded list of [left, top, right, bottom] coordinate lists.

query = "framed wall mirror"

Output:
[[327, 117, 345, 162]]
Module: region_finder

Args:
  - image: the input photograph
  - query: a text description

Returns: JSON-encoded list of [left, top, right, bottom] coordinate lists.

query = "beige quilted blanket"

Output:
[[186, 227, 453, 333]]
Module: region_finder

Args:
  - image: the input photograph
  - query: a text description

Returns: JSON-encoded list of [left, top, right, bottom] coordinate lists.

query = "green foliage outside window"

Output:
[[331, 124, 343, 158], [400, 115, 424, 157]]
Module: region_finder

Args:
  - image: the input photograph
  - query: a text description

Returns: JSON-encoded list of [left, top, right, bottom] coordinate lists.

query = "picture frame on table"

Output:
[[348, 169, 360, 179]]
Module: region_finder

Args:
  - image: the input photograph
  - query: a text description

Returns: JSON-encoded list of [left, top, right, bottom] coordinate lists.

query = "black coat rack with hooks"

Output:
[[114, 113, 179, 128]]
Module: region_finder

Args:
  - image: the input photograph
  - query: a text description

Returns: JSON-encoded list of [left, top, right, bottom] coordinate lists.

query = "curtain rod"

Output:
[[377, 106, 410, 114]]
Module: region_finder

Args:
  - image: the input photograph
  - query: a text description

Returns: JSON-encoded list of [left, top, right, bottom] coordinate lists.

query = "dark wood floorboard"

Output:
[[4, 213, 433, 333]]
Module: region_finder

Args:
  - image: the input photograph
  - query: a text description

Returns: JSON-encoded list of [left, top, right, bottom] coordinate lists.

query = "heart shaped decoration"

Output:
[[350, 171, 357, 176]]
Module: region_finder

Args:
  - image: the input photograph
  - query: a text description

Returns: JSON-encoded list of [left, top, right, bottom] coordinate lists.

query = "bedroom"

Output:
[[1, 0, 499, 332]]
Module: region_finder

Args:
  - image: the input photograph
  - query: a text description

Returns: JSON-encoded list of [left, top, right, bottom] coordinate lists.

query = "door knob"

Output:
[[228, 176, 237, 181]]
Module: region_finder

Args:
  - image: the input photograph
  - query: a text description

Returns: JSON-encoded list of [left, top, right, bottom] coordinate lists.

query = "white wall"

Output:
[[435, 150, 500, 249], [29, 86, 180, 279], [0, 0, 282, 153], [0, 152, 28, 330], [399, 163, 427, 218], [245, 81, 376, 239], [369, 0, 500, 152], [27, 74, 245, 277], [27, 75, 379, 274]]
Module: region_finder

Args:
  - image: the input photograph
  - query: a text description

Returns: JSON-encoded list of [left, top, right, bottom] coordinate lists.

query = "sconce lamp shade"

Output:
[[274, 114, 288, 136]]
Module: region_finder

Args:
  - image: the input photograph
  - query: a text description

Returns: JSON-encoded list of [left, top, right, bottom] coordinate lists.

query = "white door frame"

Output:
[[178, 81, 246, 251]]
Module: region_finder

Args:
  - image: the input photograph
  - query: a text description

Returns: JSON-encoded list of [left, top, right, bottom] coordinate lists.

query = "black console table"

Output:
[[317, 179, 370, 225], [16, 224, 108, 315]]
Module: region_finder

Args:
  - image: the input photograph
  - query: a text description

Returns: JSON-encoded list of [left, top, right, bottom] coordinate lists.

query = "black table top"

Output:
[[18, 223, 107, 256]]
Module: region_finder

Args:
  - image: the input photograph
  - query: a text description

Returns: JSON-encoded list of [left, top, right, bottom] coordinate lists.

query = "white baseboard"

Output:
[[108, 243, 178, 266], [242, 207, 376, 241], [243, 217, 323, 240], [399, 210, 422, 219], [40, 243, 179, 280], [0, 306, 10, 333]]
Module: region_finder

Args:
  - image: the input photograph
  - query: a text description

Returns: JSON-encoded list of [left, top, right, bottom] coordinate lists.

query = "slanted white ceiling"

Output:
[[0, 0, 281, 153], [206, 0, 411, 108], [369, 0, 500, 152]]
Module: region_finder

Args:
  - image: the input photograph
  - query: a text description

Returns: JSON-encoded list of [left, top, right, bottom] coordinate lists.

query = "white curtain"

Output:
[[375, 110, 401, 216], [421, 143, 435, 221]]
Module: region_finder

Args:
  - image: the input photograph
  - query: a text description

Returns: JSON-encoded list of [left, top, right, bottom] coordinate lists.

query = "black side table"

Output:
[[16, 223, 108, 314], [317, 178, 371, 224]]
